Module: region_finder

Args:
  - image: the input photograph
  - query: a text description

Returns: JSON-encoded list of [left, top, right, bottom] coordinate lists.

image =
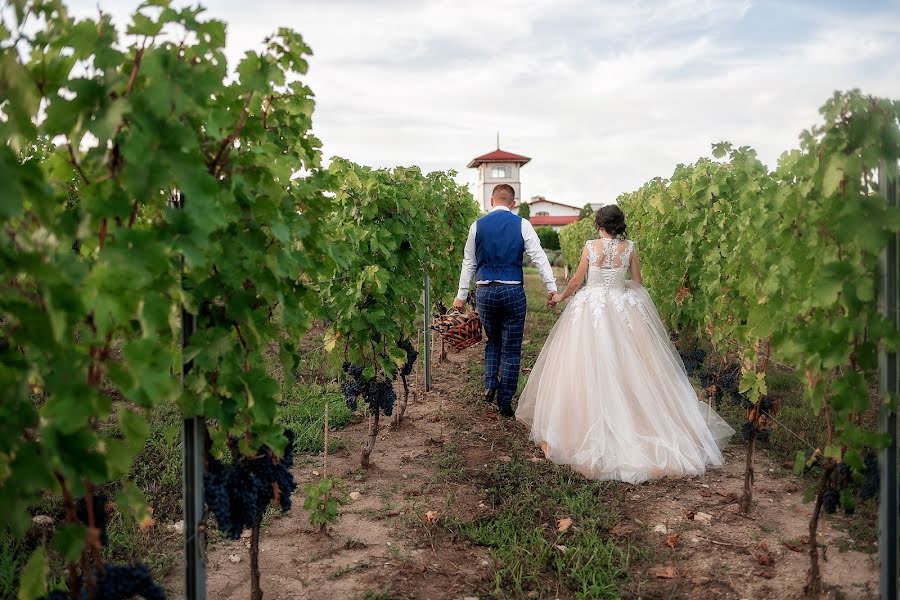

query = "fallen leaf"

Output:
[[699, 489, 714, 498], [557, 518, 573, 533], [693, 512, 713, 524], [782, 540, 804, 553], [718, 492, 739, 504], [651, 566, 676, 579], [424, 510, 439, 525], [528, 456, 544, 463], [752, 543, 775, 566], [139, 506, 156, 532], [653, 524, 669, 534], [754, 567, 775, 579], [665, 533, 680, 549], [684, 510, 695, 521], [554, 544, 567, 553], [539, 441, 551, 457]]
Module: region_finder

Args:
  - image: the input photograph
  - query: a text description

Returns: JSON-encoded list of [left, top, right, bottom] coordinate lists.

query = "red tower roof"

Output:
[[467, 149, 531, 168]]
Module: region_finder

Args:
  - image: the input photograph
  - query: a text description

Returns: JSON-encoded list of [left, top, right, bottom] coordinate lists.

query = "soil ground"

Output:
[[165, 273, 879, 600]]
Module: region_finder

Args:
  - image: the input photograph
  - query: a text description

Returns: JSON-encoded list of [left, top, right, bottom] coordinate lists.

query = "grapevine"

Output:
[[609, 89, 899, 594], [1, 0, 330, 597], [322, 160, 477, 467]]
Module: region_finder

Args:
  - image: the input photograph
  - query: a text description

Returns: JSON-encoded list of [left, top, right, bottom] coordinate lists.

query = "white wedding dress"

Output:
[[516, 238, 733, 483]]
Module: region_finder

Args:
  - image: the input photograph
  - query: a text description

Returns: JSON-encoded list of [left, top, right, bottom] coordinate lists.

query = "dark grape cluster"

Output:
[[718, 366, 740, 397], [680, 349, 706, 376], [75, 493, 109, 547], [367, 379, 396, 417], [39, 563, 165, 600], [341, 362, 365, 411], [204, 430, 297, 540], [822, 488, 839, 514], [398, 339, 418, 377], [739, 421, 771, 443], [860, 452, 879, 500], [341, 361, 398, 416]]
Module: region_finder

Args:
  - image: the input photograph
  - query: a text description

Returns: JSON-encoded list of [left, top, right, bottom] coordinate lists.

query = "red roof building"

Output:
[[468, 146, 531, 212], [529, 215, 580, 227], [467, 149, 531, 169]]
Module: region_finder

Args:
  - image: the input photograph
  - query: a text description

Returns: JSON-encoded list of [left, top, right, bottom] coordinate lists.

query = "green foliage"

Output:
[[302, 478, 347, 529], [321, 159, 476, 391], [618, 90, 900, 491], [559, 218, 596, 269], [578, 203, 595, 220], [534, 226, 560, 250], [17, 546, 47, 600], [1, 0, 331, 593], [517, 201, 531, 220]]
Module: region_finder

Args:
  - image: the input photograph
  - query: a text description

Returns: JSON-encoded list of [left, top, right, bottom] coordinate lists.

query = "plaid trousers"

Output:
[[476, 284, 527, 410]]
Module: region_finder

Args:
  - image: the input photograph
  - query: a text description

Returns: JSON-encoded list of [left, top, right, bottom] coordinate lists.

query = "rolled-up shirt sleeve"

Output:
[[456, 222, 478, 301], [521, 220, 558, 293]]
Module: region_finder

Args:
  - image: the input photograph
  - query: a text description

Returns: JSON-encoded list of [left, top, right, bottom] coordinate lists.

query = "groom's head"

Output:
[[491, 184, 516, 208]]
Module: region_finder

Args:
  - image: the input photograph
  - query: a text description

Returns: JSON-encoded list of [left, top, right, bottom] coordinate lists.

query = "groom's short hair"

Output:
[[491, 184, 516, 205]]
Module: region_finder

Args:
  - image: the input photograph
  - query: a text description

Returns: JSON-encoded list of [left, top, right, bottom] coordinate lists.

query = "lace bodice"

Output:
[[572, 238, 648, 329], [585, 238, 633, 293]]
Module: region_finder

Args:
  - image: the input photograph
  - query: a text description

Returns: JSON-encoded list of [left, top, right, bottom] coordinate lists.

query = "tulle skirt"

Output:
[[516, 282, 734, 484]]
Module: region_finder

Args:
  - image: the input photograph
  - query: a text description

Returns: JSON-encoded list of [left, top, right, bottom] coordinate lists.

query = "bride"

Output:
[[515, 205, 733, 484]]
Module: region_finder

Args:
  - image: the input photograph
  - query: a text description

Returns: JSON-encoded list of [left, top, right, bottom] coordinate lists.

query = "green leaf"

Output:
[[118, 404, 150, 441], [52, 523, 87, 562], [362, 364, 376, 381], [17, 546, 48, 600], [823, 445, 842, 460], [793, 450, 807, 475], [822, 154, 846, 197]]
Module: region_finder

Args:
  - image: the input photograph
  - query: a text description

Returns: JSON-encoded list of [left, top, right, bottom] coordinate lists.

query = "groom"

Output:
[[453, 184, 558, 417]]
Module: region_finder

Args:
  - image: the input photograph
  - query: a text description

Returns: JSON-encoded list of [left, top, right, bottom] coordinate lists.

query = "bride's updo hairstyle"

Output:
[[595, 204, 627, 238]]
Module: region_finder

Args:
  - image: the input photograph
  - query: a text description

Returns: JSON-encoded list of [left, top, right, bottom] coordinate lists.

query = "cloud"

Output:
[[61, 0, 900, 206]]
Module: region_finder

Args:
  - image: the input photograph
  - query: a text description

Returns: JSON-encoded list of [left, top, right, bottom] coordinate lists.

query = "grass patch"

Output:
[[451, 458, 637, 599], [430, 443, 467, 482], [278, 382, 353, 453]]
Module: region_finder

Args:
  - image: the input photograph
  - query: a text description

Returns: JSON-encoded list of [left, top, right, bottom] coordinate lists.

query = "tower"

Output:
[[467, 145, 531, 213]]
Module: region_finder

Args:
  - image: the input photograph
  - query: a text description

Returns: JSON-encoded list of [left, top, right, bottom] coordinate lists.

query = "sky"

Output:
[[62, 0, 900, 207]]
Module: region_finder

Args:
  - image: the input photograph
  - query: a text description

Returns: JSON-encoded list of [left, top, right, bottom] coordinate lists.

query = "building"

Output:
[[467, 148, 531, 213], [523, 196, 580, 230], [467, 145, 604, 229]]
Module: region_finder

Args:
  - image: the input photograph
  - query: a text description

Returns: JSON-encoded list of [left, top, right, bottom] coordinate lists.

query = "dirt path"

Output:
[[165, 291, 879, 600]]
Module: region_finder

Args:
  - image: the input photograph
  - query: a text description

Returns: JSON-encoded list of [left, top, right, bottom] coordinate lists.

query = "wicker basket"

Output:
[[430, 309, 483, 352]]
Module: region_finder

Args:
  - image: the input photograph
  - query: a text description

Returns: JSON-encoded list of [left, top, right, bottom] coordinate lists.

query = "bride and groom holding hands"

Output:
[[452, 184, 733, 484]]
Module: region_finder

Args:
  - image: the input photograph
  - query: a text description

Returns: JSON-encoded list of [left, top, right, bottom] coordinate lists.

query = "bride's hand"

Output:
[[549, 293, 563, 306]]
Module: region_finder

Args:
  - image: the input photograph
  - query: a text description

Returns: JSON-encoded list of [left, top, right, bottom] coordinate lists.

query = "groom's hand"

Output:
[[452, 298, 465, 311]]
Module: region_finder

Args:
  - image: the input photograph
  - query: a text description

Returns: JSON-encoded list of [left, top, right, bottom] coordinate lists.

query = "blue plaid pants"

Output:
[[476, 284, 527, 410]]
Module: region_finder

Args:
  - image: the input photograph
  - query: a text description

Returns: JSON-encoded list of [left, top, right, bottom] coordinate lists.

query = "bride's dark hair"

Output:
[[595, 204, 627, 237]]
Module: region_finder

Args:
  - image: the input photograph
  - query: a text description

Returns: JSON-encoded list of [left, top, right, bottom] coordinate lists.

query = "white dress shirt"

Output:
[[456, 205, 558, 301]]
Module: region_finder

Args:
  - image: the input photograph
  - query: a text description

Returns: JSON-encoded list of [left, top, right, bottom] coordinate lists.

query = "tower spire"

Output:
[[496, 131, 499, 150]]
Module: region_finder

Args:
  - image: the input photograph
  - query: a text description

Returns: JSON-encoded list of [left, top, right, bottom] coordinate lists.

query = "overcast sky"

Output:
[[64, 0, 900, 207]]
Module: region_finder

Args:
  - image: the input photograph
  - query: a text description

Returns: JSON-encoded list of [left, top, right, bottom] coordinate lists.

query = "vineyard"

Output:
[[1, 1, 898, 599]]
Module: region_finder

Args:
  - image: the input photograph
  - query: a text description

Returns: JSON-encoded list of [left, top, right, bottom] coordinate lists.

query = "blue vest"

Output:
[[474, 210, 525, 282]]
